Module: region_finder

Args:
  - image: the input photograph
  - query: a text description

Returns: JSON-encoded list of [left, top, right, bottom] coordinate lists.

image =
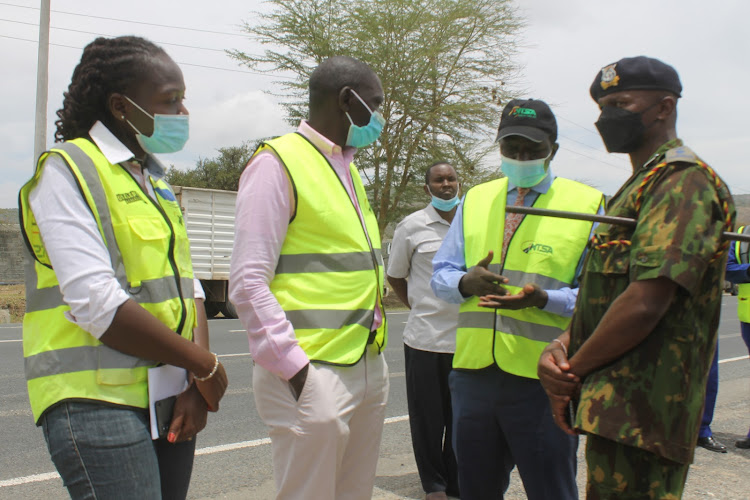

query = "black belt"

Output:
[[367, 330, 377, 345]]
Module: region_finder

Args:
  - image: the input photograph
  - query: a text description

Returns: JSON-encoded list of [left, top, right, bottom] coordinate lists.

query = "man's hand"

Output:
[[167, 383, 208, 443], [547, 394, 578, 436], [288, 363, 309, 401], [478, 283, 548, 310], [458, 251, 509, 297], [537, 337, 579, 398]]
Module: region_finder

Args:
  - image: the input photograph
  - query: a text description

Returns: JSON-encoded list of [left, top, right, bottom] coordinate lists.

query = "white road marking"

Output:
[[0, 472, 60, 488], [719, 355, 749, 364], [0, 414, 412, 488]]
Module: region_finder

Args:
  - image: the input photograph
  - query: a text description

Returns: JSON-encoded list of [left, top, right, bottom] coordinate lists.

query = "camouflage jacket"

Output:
[[568, 139, 735, 464]]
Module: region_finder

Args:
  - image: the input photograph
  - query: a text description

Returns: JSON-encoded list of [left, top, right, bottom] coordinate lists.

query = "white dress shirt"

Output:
[[28, 121, 204, 339]]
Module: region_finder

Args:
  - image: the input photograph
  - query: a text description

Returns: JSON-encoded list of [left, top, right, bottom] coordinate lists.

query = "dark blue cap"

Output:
[[590, 56, 682, 101]]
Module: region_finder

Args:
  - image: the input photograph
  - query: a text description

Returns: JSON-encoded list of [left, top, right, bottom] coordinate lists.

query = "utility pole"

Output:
[[33, 0, 51, 164]]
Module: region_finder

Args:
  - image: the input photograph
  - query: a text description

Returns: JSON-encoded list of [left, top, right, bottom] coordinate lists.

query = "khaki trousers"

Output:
[[253, 344, 389, 500]]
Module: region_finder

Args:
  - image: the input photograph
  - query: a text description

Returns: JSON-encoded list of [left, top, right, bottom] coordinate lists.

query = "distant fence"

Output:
[[0, 224, 24, 284]]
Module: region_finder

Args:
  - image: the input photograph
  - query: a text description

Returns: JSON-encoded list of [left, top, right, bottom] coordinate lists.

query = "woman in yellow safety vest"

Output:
[[18, 36, 227, 499]]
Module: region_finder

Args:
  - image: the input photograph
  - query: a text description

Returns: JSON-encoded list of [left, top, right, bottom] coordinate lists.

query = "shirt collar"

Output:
[[298, 120, 356, 165], [88, 121, 166, 176], [424, 203, 451, 225], [506, 168, 556, 195]]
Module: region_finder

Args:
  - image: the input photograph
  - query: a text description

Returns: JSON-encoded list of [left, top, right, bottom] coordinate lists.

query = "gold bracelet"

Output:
[[551, 338, 568, 356], [195, 353, 219, 382]]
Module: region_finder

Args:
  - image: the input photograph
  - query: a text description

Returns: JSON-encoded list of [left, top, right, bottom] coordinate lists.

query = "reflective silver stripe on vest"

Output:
[[486, 265, 572, 290], [276, 250, 382, 274], [286, 309, 374, 330], [458, 311, 496, 330], [502, 270, 572, 290], [496, 315, 562, 343], [55, 143, 129, 290], [25, 345, 154, 380], [128, 277, 195, 304], [25, 276, 195, 313], [458, 311, 563, 343]]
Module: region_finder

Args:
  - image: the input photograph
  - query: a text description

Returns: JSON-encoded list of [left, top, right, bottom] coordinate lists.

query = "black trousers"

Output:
[[404, 344, 459, 496]]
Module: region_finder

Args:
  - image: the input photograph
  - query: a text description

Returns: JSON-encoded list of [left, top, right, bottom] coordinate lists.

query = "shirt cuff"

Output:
[[431, 269, 468, 304], [542, 288, 577, 318], [273, 345, 310, 381]]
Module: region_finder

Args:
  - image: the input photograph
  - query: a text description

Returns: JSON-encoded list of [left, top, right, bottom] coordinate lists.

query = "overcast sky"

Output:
[[1, 0, 748, 209]]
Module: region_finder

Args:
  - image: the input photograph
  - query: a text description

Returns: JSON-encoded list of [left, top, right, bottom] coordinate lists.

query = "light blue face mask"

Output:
[[345, 89, 385, 148], [124, 96, 189, 154], [427, 185, 460, 211], [500, 154, 551, 188]]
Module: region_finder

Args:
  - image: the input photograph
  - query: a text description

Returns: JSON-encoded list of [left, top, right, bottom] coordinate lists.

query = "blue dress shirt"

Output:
[[430, 170, 602, 317]]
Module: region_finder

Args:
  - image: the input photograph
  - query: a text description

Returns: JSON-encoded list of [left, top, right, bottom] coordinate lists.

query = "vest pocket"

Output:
[[96, 345, 149, 385]]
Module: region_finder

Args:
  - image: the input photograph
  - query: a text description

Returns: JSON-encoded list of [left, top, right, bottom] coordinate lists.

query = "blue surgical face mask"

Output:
[[500, 154, 551, 188], [124, 96, 189, 154], [345, 89, 385, 148], [427, 185, 460, 211]]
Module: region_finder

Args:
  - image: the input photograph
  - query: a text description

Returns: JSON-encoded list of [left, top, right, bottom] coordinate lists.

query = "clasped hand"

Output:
[[537, 337, 581, 436]]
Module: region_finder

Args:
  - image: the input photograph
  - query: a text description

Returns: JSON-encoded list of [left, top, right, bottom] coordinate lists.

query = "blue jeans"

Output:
[[42, 401, 195, 500]]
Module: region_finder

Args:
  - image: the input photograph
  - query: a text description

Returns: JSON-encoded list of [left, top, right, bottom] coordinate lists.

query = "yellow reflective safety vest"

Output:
[[257, 132, 387, 365], [455, 177, 603, 378], [735, 226, 750, 323], [19, 139, 196, 423]]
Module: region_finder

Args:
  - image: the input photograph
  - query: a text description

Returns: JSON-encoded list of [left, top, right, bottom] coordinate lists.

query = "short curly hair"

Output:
[[54, 36, 167, 142]]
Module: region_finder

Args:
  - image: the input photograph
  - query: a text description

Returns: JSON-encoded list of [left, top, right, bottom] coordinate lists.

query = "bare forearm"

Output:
[[193, 299, 210, 350], [387, 276, 410, 308], [100, 299, 215, 377], [569, 278, 677, 377]]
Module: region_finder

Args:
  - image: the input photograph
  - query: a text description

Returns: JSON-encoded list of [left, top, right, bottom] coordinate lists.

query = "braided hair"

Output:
[[54, 36, 167, 142]]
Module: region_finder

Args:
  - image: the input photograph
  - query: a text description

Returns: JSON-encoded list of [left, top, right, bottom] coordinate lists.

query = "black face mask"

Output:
[[595, 106, 647, 153]]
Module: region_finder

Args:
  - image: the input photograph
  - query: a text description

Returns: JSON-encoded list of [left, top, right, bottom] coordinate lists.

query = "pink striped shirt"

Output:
[[229, 121, 383, 380]]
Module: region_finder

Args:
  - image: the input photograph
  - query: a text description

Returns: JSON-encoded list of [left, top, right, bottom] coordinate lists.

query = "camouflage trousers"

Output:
[[585, 435, 690, 499]]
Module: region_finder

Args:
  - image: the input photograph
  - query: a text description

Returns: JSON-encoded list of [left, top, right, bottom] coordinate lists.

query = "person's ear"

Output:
[[424, 184, 431, 197], [109, 93, 129, 123], [549, 142, 560, 162], [338, 86, 354, 113], [656, 95, 676, 121]]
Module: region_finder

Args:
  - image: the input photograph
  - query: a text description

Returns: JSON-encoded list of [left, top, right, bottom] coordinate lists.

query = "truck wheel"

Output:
[[203, 302, 221, 319], [221, 300, 238, 319]]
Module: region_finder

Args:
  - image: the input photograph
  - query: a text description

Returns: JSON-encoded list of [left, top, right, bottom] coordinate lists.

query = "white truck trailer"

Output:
[[173, 186, 238, 318]]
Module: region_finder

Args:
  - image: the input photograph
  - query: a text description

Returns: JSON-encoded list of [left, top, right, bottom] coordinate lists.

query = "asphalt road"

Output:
[[1, 298, 749, 499]]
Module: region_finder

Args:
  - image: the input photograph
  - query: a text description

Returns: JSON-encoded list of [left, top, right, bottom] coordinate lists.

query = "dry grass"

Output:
[[0, 283, 25, 322]]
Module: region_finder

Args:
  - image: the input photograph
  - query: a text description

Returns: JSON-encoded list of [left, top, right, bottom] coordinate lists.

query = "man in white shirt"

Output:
[[387, 162, 461, 500]]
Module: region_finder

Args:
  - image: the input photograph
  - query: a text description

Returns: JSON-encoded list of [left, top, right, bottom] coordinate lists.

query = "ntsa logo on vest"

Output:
[[521, 241, 553, 255], [116, 190, 145, 204]]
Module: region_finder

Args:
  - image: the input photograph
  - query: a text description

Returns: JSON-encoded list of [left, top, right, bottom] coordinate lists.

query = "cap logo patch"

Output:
[[600, 63, 620, 90], [509, 106, 537, 118]]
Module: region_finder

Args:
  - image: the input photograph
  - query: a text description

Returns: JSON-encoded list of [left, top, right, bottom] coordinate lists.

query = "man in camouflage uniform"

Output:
[[537, 56, 735, 499]]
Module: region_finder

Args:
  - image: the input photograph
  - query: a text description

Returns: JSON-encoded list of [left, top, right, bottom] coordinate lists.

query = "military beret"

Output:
[[590, 56, 682, 101]]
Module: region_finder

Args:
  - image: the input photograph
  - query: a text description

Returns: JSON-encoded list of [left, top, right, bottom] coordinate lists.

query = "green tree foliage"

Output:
[[165, 142, 258, 192], [229, 0, 522, 231]]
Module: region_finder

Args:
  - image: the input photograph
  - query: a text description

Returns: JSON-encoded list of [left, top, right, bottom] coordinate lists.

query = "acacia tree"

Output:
[[230, 0, 522, 232], [166, 142, 260, 191]]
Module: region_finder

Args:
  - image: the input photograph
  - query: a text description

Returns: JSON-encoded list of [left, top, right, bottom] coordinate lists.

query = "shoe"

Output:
[[736, 437, 750, 449], [697, 436, 728, 453]]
